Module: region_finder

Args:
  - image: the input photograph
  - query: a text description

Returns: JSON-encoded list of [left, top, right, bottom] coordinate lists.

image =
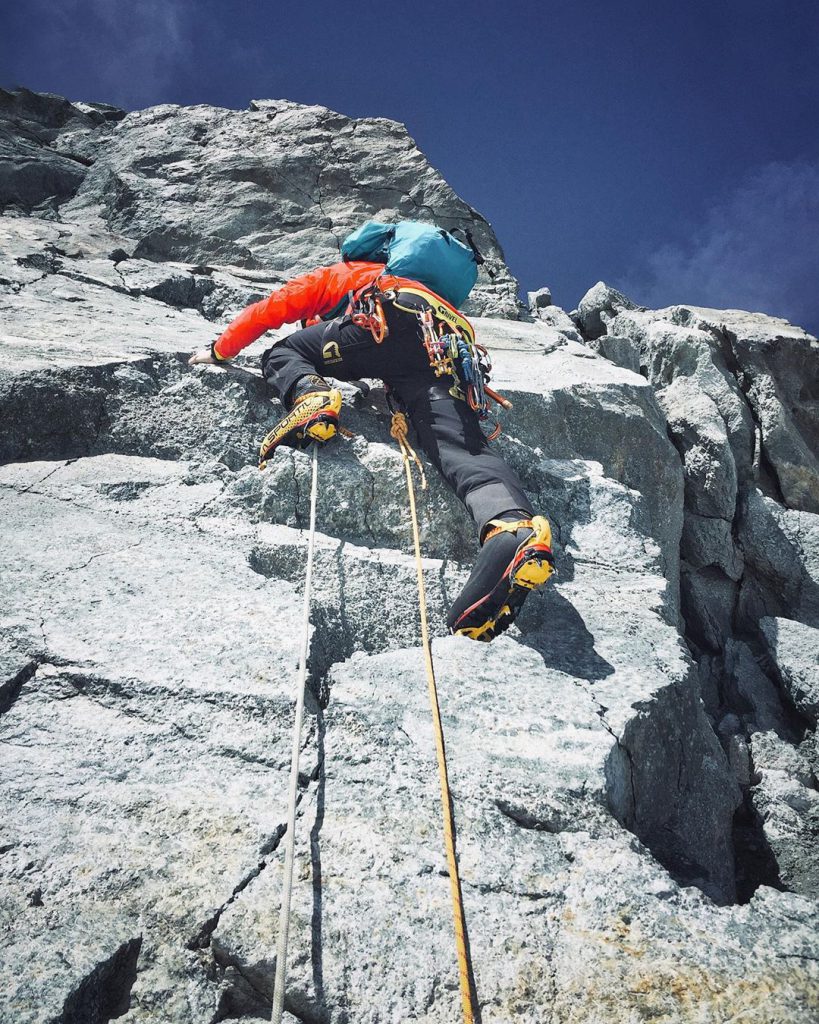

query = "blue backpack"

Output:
[[341, 220, 482, 308]]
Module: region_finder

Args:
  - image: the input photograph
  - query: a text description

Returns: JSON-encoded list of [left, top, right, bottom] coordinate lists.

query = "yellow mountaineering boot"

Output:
[[259, 387, 343, 469], [448, 515, 554, 641]]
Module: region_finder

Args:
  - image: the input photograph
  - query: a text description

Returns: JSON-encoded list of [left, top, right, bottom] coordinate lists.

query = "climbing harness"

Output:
[[271, 442, 319, 1024], [390, 411, 477, 1024], [354, 277, 512, 442]]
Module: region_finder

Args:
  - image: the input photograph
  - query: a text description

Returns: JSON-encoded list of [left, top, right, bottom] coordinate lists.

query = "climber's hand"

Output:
[[188, 347, 217, 366]]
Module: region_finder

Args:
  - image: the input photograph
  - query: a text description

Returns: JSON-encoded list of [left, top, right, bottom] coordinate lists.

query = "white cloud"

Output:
[[618, 161, 819, 334]]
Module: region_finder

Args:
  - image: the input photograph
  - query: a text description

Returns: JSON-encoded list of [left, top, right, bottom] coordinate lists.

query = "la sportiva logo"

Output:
[[322, 340, 342, 364]]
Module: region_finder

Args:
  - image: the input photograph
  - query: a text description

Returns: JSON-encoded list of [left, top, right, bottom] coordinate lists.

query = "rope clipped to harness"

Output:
[[390, 411, 427, 491], [390, 410, 477, 1024], [271, 443, 319, 1024]]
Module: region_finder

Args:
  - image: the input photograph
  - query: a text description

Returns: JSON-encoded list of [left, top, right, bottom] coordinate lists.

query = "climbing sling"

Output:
[[390, 412, 478, 1024], [271, 442, 319, 1024]]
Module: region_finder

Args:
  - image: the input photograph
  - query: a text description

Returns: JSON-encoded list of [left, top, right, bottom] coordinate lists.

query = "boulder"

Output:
[[759, 617, 819, 723], [527, 285, 552, 309], [749, 730, 819, 897], [597, 300, 819, 516], [575, 280, 640, 339]]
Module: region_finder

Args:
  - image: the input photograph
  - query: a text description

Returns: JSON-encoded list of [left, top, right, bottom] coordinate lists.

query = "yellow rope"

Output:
[[389, 412, 428, 490], [390, 411, 476, 1024]]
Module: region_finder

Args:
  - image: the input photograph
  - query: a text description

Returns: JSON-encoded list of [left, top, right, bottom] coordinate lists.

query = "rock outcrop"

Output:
[[1, 89, 817, 1023], [1, 87, 518, 318], [578, 282, 819, 903]]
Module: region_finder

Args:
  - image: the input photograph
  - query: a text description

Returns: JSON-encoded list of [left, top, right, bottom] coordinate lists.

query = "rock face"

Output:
[[578, 282, 819, 903], [0, 87, 124, 216], [1, 87, 518, 318], [1, 89, 817, 1023]]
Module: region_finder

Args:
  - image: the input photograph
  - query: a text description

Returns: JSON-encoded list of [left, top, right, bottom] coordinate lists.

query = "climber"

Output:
[[188, 231, 554, 641]]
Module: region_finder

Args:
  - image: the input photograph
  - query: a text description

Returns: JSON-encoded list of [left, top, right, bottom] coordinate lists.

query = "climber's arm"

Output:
[[188, 261, 384, 365]]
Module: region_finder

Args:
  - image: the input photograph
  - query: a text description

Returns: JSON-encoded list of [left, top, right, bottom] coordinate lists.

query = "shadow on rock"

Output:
[[517, 585, 615, 681], [309, 708, 328, 1021]]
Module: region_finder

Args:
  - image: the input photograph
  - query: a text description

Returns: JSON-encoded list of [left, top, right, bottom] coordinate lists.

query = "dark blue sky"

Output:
[[3, 0, 818, 330]]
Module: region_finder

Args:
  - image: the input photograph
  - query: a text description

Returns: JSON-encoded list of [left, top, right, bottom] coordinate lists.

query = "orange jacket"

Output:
[[212, 260, 388, 360]]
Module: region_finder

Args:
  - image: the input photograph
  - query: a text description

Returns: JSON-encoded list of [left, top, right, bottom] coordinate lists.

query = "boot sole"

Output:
[[454, 546, 554, 642], [259, 390, 342, 468]]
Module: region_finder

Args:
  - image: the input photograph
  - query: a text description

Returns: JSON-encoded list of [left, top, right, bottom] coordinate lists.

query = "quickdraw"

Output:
[[415, 303, 505, 440], [418, 306, 457, 379]]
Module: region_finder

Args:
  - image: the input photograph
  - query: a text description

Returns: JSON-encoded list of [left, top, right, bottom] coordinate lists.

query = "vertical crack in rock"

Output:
[[314, 167, 341, 255], [290, 453, 303, 528], [111, 262, 130, 294], [567, 677, 638, 828], [362, 473, 378, 545], [188, 728, 325, 954], [605, 721, 640, 828], [438, 557, 452, 611], [38, 615, 49, 652], [306, 544, 355, 685], [187, 827, 287, 951], [713, 323, 789, 506], [50, 936, 142, 1024]]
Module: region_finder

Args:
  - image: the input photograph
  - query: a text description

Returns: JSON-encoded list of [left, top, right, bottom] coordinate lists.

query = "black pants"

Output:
[[261, 311, 533, 537]]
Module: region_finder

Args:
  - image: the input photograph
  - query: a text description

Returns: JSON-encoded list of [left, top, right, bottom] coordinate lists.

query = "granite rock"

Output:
[[576, 283, 819, 906], [759, 617, 819, 723], [1, 89, 817, 1023]]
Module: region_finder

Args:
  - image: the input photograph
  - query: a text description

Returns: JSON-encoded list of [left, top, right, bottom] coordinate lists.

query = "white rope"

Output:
[[271, 442, 319, 1024]]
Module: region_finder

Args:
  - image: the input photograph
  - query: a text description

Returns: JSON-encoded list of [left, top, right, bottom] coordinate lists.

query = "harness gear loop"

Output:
[[395, 283, 508, 438], [351, 282, 389, 342], [271, 442, 319, 1024], [391, 411, 477, 1024]]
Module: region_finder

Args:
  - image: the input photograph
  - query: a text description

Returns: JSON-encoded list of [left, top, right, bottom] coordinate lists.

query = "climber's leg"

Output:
[[262, 322, 340, 406], [259, 320, 377, 465], [402, 383, 534, 536], [402, 383, 554, 640]]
